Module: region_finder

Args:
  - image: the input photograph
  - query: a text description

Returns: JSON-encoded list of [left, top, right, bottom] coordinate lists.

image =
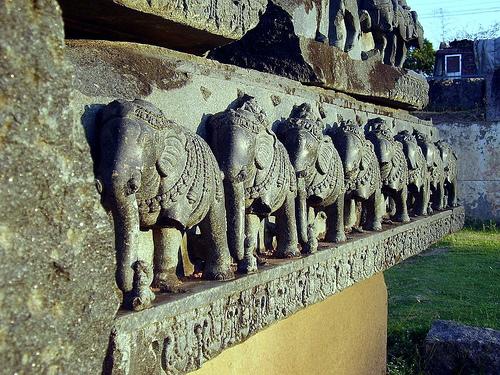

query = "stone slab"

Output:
[[209, 3, 429, 110], [106, 207, 464, 375], [59, 0, 267, 55]]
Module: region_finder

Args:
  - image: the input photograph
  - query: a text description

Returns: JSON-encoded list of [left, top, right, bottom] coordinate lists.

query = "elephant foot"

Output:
[[257, 256, 269, 266], [275, 245, 301, 259], [352, 226, 365, 234], [301, 239, 318, 254], [365, 222, 382, 231], [152, 272, 186, 293], [414, 208, 428, 217], [124, 289, 155, 312], [393, 214, 411, 223], [237, 255, 258, 274], [203, 262, 235, 281], [329, 233, 347, 243]]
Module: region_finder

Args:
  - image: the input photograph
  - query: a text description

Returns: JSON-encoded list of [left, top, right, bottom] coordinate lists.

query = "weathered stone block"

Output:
[[59, 0, 267, 55], [209, 3, 429, 110], [0, 1, 119, 374], [427, 78, 486, 113], [425, 320, 500, 375]]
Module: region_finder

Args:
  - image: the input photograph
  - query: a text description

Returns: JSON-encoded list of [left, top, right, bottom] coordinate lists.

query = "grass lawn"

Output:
[[385, 227, 500, 375]]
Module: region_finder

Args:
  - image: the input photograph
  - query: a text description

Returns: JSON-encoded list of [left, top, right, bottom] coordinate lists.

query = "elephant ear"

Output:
[[157, 134, 186, 178], [360, 141, 374, 171], [255, 128, 276, 170], [316, 139, 333, 175]]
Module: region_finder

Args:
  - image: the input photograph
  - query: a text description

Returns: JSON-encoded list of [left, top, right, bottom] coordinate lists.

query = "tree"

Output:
[[404, 39, 435, 76]]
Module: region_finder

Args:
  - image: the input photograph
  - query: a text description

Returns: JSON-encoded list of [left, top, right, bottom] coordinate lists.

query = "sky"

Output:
[[408, 0, 500, 48]]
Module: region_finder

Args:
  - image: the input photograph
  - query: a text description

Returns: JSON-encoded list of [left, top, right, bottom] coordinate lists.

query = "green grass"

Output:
[[385, 227, 500, 375]]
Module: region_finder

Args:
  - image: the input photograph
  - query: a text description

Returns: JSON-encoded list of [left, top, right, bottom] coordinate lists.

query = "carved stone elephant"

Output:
[[207, 95, 299, 274], [366, 118, 410, 223], [395, 130, 430, 216], [414, 130, 445, 212], [328, 120, 384, 232], [95, 99, 234, 311], [329, 0, 362, 53], [359, 0, 397, 63], [436, 140, 458, 208], [387, 0, 424, 67], [277, 103, 346, 254]]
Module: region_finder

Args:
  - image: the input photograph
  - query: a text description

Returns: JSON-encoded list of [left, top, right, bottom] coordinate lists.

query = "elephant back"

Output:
[[99, 99, 176, 132]]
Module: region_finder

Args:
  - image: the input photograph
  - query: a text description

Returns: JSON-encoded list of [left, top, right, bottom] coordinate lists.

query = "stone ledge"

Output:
[[106, 207, 464, 375], [66, 40, 434, 134], [59, 0, 267, 55]]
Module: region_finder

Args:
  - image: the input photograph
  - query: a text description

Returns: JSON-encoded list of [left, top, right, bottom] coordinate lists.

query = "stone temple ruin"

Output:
[[0, 1, 464, 374]]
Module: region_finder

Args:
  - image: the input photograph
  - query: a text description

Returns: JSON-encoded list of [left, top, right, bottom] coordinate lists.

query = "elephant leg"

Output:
[[152, 227, 184, 293], [344, 196, 357, 232], [275, 192, 301, 258], [383, 34, 394, 65], [450, 179, 458, 207], [324, 195, 347, 243], [433, 183, 445, 211], [387, 196, 396, 217], [413, 187, 424, 217], [239, 213, 259, 273], [393, 186, 410, 223], [396, 42, 407, 68], [365, 190, 383, 231], [422, 180, 431, 216], [199, 202, 235, 281]]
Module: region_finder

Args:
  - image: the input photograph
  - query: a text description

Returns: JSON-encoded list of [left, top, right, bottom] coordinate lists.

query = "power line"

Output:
[[420, 8, 500, 19]]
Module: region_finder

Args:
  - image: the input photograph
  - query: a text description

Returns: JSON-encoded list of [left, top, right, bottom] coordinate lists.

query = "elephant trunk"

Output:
[[296, 177, 309, 247], [224, 180, 245, 263], [111, 191, 140, 299]]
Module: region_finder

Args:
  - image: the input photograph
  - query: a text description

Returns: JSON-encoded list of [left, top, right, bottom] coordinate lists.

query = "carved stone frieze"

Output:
[[106, 207, 465, 375]]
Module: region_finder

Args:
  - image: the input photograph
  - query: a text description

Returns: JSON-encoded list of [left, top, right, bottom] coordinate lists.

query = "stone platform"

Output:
[[106, 207, 464, 375]]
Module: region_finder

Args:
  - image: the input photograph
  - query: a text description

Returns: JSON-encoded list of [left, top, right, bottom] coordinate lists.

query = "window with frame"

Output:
[[445, 54, 462, 77]]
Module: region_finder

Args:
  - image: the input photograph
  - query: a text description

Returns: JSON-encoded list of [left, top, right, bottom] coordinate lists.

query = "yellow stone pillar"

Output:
[[190, 273, 388, 375]]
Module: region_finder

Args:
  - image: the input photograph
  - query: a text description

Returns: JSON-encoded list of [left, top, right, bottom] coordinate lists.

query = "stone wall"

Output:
[[435, 121, 499, 223], [0, 2, 118, 374]]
